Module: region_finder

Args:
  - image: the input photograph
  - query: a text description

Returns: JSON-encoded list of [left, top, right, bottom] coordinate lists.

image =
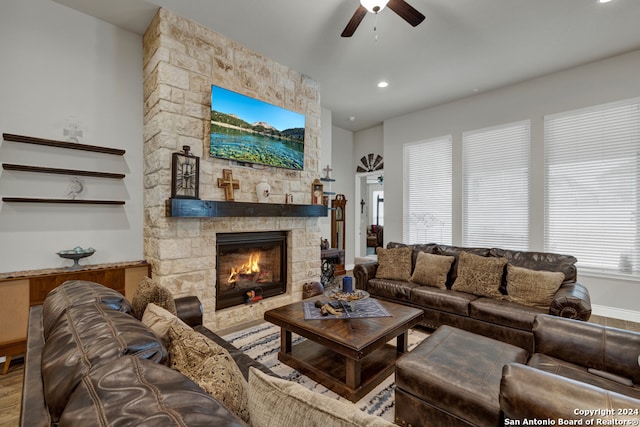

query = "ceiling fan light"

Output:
[[360, 0, 390, 14]]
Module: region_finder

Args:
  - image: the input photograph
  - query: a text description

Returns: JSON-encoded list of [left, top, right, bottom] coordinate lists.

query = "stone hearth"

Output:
[[142, 8, 323, 330]]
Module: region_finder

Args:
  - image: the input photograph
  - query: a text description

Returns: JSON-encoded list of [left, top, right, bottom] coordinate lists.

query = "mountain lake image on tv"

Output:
[[210, 85, 306, 170]]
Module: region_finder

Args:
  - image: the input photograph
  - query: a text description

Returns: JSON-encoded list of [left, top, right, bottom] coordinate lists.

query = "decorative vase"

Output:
[[256, 180, 270, 203]]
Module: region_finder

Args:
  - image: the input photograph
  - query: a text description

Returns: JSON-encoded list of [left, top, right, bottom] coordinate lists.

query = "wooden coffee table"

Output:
[[264, 296, 424, 402]]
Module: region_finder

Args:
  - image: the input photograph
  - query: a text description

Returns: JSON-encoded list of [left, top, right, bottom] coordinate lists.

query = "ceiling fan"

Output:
[[341, 0, 425, 37]]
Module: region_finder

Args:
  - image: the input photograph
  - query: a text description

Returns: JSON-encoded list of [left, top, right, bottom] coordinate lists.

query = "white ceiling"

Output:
[[53, 0, 640, 132]]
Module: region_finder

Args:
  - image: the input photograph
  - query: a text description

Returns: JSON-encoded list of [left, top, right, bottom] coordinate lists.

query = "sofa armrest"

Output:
[[533, 314, 640, 383], [21, 306, 51, 427], [549, 281, 591, 321], [500, 363, 640, 424], [353, 262, 378, 291], [174, 296, 203, 327]]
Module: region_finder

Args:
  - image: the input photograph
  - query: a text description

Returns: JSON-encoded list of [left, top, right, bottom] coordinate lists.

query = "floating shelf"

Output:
[[2, 163, 125, 179], [2, 133, 126, 156], [166, 199, 327, 218], [2, 197, 125, 205]]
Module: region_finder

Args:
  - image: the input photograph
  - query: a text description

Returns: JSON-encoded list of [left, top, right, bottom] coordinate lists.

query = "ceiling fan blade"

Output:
[[341, 5, 368, 37], [387, 0, 425, 27]]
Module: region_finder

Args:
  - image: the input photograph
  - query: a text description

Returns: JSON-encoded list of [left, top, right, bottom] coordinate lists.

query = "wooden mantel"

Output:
[[166, 199, 328, 218]]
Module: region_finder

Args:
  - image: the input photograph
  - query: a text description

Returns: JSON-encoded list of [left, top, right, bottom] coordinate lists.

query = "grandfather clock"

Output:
[[331, 194, 347, 276]]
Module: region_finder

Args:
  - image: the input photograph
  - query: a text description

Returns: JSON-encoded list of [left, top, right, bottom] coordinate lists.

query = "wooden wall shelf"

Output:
[[166, 198, 328, 218], [2, 163, 125, 179], [2, 197, 125, 205], [3, 133, 126, 155]]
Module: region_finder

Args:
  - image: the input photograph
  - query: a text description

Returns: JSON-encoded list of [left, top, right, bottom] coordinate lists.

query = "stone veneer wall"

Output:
[[142, 9, 322, 330]]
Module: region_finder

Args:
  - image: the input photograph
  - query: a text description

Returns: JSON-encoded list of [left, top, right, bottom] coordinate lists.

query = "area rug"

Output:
[[222, 322, 429, 422]]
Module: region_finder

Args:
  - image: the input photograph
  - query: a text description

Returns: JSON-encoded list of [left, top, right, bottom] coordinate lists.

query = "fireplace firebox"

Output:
[[216, 231, 287, 310]]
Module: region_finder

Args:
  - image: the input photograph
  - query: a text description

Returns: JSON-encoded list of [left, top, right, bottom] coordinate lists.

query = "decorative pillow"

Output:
[[375, 246, 413, 281], [506, 264, 564, 310], [410, 252, 455, 289], [451, 251, 507, 299], [168, 324, 250, 424], [141, 303, 189, 348], [247, 367, 394, 427], [131, 277, 177, 320]]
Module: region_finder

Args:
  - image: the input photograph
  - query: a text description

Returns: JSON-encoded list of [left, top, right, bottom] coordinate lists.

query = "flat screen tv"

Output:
[[210, 85, 305, 170]]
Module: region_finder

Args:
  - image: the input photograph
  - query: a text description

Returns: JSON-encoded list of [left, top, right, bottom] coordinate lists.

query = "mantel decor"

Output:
[[217, 169, 240, 201], [171, 145, 200, 199], [166, 199, 327, 218]]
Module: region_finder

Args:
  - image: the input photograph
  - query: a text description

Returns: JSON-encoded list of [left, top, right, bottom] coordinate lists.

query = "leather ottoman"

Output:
[[395, 325, 529, 426]]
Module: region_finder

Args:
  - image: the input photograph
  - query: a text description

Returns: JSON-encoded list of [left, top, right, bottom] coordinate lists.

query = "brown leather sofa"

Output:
[[394, 315, 640, 426], [500, 314, 640, 423], [354, 243, 592, 351], [20, 280, 272, 426]]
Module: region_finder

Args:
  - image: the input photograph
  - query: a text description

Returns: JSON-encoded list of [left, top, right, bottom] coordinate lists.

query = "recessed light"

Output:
[[599, 0, 612, 3], [378, 81, 389, 88]]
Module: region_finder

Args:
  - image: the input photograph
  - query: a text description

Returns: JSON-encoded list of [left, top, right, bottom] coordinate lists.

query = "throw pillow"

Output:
[[248, 367, 394, 427], [506, 264, 564, 310], [410, 252, 455, 289], [375, 246, 412, 281], [451, 251, 507, 299], [168, 324, 250, 424], [141, 303, 189, 348], [130, 277, 177, 320]]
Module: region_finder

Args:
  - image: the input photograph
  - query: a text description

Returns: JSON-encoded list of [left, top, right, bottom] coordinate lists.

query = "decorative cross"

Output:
[[217, 169, 240, 201], [323, 164, 333, 179]]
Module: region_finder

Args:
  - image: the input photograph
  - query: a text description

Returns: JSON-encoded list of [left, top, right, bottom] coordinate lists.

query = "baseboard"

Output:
[[591, 304, 640, 323]]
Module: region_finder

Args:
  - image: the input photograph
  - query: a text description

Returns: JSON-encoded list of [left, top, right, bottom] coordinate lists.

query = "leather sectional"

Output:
[[354, 242, 592, 351]]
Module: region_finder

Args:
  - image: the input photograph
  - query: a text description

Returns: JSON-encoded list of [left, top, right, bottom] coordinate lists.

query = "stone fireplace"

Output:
[[142, 9, 323, 331], [216, 231, 287, 310]]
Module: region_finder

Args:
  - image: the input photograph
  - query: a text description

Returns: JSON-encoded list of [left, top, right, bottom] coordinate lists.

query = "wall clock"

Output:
[[171, 145, 200, 199]]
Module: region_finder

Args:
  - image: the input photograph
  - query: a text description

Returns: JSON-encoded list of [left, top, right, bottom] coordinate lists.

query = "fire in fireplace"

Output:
[[216, 231, 287, 310]]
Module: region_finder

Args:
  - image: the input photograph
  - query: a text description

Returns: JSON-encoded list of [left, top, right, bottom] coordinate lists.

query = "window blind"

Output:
[[545, 99, 640, 274], [462, 121, 530, 250], [404, 136, 452, 245]]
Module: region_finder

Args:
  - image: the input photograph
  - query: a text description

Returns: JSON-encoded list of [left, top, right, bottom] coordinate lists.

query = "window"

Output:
[[462, 121, 530, 250], [404, 136, 452, 244], [545, 99, 640, 274]]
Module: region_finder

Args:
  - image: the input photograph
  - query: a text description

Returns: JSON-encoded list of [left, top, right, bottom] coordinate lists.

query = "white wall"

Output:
[[379, 49, 640, 320], [330, 126, 355, 268], [319, 107, 333, 241], [0, 0, 144, 272]]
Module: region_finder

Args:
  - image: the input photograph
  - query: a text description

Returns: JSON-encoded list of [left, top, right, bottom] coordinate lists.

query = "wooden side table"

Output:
[[1, 339, 26, 375]]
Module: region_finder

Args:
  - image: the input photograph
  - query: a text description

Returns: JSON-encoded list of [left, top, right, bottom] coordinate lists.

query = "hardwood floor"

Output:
[[0, 357, 23, 427], [1, 315, 638, 427]]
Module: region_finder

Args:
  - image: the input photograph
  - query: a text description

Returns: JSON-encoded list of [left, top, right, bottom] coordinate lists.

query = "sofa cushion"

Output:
[[367, 278, 420, 302], [451, 252, 507, 299], [42, 280, 132, 340], [59, 356, 245, 427], [141, 302, 190, 348], [527, 353, 640, 400], [411, 286, 477, 316], [469, 297, 544, 330], [505, 264, 564, 309], [375, 246, 413, 281], [490, 247, 577, 283], [248, 367, 394, 427], [131, 276, 177, 320], [435, 245, 492, 287], [42, 302, 167, 422], [168, 324, 250, 423], [410, 252, 455, 289]]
